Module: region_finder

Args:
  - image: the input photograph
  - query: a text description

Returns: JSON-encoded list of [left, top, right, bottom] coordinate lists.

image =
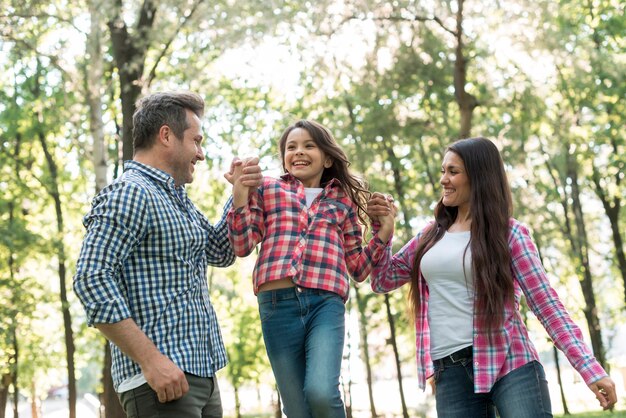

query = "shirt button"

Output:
[[474, 361, 479, 366]]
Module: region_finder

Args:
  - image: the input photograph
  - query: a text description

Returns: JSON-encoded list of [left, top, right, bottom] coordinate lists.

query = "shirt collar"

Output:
[[124, 160, 181, 190], [279, 172, 341, 190]]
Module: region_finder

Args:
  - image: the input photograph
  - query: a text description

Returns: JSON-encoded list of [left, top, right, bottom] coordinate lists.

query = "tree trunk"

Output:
[[86, 0, 107, 192], [107, 0, 156, 161], [541, 140, 607, 371], [30, 381, 40, 418], [0, 375, 7, 418], [354, 287, 377, 418], [384, 140, 413, 234], [553, 345, 570, 415], [234, 384, 241, 418], [588, 12, 626, 307], [274, 384, 282, 418], [566, 153, 606, 369], [452, 0, 477, 139], [102, 343, 124, 418], [1, 204, 18, 418], [38, 129, 77, 418], [383, 294, 409, 418], [34, 61, 77, 418], [85, 4, 125, 417], [591, 161, 626, 305], [11, 326, 18, 418], [343, 297, 354, 418]]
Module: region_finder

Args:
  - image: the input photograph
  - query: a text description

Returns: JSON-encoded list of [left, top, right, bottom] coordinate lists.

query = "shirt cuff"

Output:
[[86, 299, 132, 327]]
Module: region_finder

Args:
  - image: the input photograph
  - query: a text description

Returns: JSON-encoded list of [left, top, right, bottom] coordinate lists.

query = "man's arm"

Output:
[[96, 319, 189, 403]]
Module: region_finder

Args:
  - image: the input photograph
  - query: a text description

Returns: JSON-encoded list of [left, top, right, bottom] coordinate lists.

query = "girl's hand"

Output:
[[367, 192, 393, 223], [224, 156, 262, 187], [375, 194, 397, 243], [225, 157, 257, 209]]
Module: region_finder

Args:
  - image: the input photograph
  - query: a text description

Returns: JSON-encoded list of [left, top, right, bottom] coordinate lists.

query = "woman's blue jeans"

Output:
[[258, 286, 346, 418], [433, 351, 552, 418]]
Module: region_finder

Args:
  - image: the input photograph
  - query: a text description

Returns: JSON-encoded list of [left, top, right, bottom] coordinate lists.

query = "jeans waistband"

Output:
[[433, 345, 473, 367], [256, 285, 333, 303]]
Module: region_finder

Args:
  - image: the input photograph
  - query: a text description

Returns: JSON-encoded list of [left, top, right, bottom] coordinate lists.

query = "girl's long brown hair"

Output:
[[278, 120, 370, 225], [409, 137, 514, 335]]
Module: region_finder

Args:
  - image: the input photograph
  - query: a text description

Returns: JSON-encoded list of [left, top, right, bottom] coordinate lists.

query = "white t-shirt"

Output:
[[420, 230, 474, 360], [117, 373, 146, 393], [304, 187, 323, 207]]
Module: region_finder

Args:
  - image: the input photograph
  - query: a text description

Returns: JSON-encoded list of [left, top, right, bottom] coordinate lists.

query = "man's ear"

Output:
[[158, 125, 171, 145]]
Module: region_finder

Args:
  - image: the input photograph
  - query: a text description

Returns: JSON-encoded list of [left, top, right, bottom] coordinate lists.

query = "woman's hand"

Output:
[[588, 376, 617, 410]]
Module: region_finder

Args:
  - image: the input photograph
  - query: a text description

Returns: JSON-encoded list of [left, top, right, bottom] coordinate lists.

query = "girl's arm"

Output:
[[225, 161, 266, 257], [509, 221, 617, 409], [342, 203, 386, 283], [224, 157, 262, 208]]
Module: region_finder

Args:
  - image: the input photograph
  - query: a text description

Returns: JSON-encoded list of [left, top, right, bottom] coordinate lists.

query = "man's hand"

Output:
[[95, 319, 190, 403], [225, 156, 262, 209], [224, 156, 262, 188], [142, 352, 189, 403]]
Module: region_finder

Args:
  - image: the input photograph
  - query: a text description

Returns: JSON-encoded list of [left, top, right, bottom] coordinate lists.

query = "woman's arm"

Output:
[[509, 221, 617, 410]]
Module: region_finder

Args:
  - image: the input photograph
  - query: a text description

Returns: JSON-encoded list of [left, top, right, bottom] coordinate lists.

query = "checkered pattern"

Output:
[[371, 218, 607, 393], [74, 161, 232, 390], [227, 174, 388, 300]]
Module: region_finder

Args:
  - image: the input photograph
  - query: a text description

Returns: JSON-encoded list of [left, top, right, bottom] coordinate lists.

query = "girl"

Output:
[[368, 137, 616, 417], [227, 120, 394, 418]]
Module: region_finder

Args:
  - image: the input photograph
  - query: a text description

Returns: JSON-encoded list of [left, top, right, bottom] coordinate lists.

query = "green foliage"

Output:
[[1, 0, 625, 413]]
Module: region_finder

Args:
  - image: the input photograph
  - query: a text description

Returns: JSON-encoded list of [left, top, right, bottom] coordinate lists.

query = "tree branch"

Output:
[[0, 13, 85, 34], [146, 0, 205, 87], [367, 14, 456, 37], [0, 33, 70, 76]]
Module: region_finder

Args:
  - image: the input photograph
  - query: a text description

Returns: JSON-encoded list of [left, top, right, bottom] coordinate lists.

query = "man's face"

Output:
[[168, 110, 205, 186]]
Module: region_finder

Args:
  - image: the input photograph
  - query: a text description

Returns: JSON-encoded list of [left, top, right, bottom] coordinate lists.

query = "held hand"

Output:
[[379, 200, 397, 229], [239, 156, 263, 188], [142, 352, 189, 403], [367, 192, 394, 223], [375, 194, 397, 244], [368, 193, 398, 243], [228, 161, 251, 209], [588, 376, 617, 410], [224, 157, 244, 185]]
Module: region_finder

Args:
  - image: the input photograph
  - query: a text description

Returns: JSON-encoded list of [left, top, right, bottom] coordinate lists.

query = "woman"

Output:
[[368, 137, 616, 417]]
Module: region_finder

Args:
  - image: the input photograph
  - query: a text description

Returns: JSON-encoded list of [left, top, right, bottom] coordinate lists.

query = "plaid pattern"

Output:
[[371, 218, 607, 393], [227, 174, 388, 300], [74, 161, 232, 390]]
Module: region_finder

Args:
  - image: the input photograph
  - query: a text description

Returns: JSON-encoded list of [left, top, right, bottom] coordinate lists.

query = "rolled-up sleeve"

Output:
[[510, 221, 608, 385], [73, 182, 149, 326], [227, 188, 265, 257]]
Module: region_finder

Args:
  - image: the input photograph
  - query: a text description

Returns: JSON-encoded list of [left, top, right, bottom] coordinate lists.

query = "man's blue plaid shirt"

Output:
[[74, 161, 233, 390]]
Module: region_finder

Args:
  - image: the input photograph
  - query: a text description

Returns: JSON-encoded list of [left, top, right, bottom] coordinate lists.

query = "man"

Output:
[[74, 91, 262, 417]]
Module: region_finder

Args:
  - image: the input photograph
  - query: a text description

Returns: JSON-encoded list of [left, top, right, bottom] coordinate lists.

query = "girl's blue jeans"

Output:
[[433, 349, 552, 418], [257, 286, 346, 418]]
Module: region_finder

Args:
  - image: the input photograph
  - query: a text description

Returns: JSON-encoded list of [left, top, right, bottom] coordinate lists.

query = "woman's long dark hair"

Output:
[[278, 120, 370, 225], [409, 137, 514, 335]]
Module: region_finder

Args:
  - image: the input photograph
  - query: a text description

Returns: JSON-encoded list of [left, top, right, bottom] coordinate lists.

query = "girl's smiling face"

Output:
[[283, 128, 332, 188]]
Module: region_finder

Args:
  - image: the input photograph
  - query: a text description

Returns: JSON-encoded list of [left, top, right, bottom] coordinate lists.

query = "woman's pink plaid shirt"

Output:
[[371, 219, 607, 393]]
